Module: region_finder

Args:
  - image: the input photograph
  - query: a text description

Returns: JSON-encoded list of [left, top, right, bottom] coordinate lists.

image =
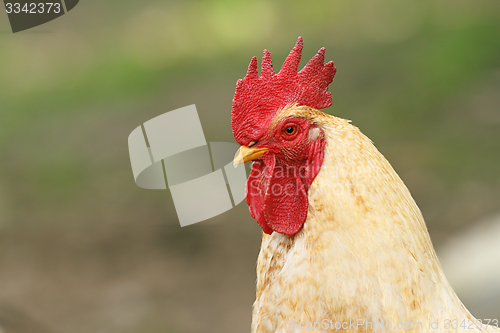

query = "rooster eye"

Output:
[[284, 125, 297, 136]]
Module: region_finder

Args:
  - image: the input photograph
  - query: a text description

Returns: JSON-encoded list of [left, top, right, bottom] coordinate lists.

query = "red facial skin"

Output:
[[231, 38, 335, 235], [245, 116, 325, 235]]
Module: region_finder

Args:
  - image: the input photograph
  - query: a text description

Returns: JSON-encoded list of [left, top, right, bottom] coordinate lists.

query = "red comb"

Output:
[[232, 37, 336, 145]]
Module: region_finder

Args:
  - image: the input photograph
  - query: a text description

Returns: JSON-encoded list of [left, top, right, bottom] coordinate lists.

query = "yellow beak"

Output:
[[233, 145, 269, 167]]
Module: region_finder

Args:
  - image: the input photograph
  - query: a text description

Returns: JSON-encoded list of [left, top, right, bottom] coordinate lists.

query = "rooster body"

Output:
[[252, 106, 495, 332], [231, 38, 499, 333]]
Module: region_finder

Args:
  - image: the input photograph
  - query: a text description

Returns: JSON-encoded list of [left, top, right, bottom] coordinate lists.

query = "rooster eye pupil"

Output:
[[285, 126, 296, 135]]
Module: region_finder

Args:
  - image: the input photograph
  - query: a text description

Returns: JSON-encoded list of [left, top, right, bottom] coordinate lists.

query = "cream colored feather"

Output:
[[251, 105, 499, 333]]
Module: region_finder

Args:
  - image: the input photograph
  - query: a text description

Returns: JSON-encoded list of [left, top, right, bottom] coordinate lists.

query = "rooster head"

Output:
[[231, 37, 337, 235]]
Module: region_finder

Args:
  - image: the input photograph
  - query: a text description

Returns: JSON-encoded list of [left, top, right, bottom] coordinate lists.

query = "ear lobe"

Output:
[[308, 127, 321, 140]]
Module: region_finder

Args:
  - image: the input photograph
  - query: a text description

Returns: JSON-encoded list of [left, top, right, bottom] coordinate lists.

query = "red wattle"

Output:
[[263, 160, 308, 235], [246, 160, 273, 234], [245, 137, 325, 235]]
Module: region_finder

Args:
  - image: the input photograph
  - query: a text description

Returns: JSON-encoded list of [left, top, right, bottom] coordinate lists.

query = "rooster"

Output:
[[232, 37, 500, 333]]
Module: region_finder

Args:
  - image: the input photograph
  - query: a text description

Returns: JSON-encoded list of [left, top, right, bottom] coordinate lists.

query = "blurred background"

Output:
[[0, 0, 499, 332]]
